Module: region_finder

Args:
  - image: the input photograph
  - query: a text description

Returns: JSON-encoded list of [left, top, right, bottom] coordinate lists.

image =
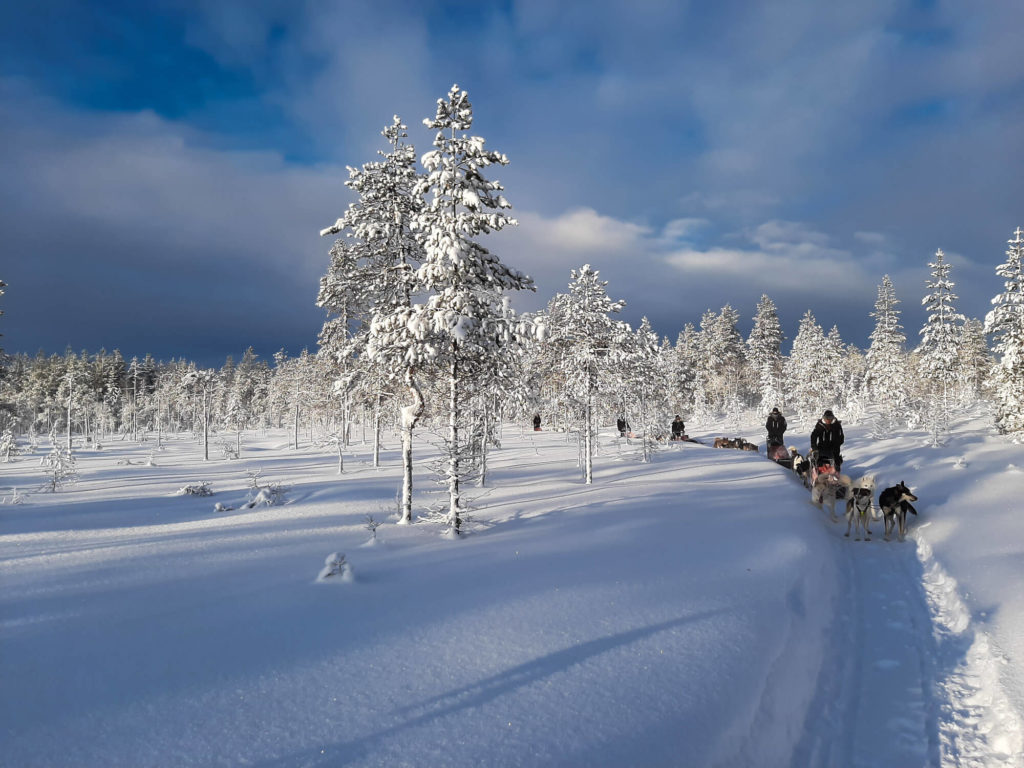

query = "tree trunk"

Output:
[[372, 394, 381, 469], [399, 368, 424, 525], [447, 355, 461, 533], [478, 402, 488, 488], [293, 402, 299, 450], [202, 393, 209, 461], [584, 389, 594, 485]]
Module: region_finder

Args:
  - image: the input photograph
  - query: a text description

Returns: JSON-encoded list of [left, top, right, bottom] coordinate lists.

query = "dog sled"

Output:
[[766, 440, 793, 469]]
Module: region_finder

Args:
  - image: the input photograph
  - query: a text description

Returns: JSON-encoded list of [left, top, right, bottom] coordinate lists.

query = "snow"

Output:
[[2, 412, 1024, 766]]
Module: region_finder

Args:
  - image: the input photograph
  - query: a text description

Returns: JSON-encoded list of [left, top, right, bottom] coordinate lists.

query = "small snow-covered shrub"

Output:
[[364, 514, 381, 543], [317, 552, 353, 582], [40, 446, 77, 492], [241, 469, 289, 508], [219, 441, 239, 460], [175, 482, 213, 497], [1, 430, 19, 462], [1, 487, 27, 505], [244, 484, 288, 508]]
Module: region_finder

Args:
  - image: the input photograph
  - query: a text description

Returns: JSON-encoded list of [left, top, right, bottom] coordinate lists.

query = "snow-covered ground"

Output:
[[2, 413, 1023, 767]]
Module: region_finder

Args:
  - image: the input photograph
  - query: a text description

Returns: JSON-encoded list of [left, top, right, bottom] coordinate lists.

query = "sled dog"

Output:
[[880, 481, 918, 541], [811, 470, 852, 522], [844, 474, 876, 540], [792, 448, 812, 488]]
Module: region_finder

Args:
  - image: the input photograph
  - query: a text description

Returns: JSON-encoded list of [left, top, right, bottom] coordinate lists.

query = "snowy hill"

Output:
[[2, 415, 1023, 766]]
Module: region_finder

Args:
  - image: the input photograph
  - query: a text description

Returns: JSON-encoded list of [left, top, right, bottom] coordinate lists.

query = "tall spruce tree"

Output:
[[321, 117, 427, 520], [917, 249, 965, 443], [785, 310, 829, 422], [864, 275, 907, 436], [984, 227, 1024, 435], [747, 295, 784, 413], [956, 318, 991, 406], [409, 85, 534, 533], [545, 265, 628, 484]]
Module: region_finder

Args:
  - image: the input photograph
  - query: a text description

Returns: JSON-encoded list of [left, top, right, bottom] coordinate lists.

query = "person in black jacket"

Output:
[[810, 409, 845, 469], [765, 407, 787, 446], [671, 415, 686, 440]]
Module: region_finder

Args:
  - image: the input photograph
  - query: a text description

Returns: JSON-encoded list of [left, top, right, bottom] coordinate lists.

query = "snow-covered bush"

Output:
[[1, 429, 18, 462], [1, 487, 27, 505], [245, 484, 288, 508], [317, 552, 354, 582], [364, 514, 381, 541], [39, 446, 77, 492], [175, 482, 213, 497], [243, 469, 288, 507]]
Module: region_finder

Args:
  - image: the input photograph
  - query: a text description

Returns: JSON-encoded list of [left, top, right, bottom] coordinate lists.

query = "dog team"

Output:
[[768, 407, 919, 542]]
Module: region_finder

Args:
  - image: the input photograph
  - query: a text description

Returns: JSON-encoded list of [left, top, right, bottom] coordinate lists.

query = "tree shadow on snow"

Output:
[[251, 610, 726, 768]]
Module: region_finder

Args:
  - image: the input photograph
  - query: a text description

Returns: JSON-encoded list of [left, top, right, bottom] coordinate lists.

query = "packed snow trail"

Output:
[[794, 506, 1024, 767]]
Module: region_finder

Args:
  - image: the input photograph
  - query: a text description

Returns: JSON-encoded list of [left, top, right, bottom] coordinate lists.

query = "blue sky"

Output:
[[1, 0, 1021, 365]]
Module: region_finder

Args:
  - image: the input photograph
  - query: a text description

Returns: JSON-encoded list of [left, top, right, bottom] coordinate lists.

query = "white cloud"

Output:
[[661, 218, 710, 242], [854, 230, 888, 246]]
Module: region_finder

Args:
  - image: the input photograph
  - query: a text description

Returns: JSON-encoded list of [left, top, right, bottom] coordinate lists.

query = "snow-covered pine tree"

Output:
[[620, 317, 669, 462], [863, 275, 907, 436], [956, 318, 992, 406], [823, 326, 846, 409], [784, 310, 829, 424], [409, 85, 534, 533], [321, 117, 427, 520], [225, 347, 261, 457], [710, 305, 748, 410], [670, 324, 701, 422], [545, 265, 628, 483], [40, 443, 77, 491], [747, 295, 785, 413], [55, 351, 87, 452], [321, 117, 425, 456], [917, 249, 965, 444], [182, 367, 218, 460], [0, 428, 17, 462], [984, 227, 1024, 435]]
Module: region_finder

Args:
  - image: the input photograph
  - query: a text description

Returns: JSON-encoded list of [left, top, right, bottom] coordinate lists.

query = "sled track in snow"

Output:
[[795, 514, 1024, 767]]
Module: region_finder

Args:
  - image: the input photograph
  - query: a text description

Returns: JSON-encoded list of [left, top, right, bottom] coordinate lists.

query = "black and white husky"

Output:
[[879, 481, 918, 541], [844, 474, 876, 540]]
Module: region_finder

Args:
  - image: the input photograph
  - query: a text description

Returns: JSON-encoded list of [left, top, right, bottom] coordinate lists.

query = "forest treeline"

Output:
[[1, 87, 1021, 534]]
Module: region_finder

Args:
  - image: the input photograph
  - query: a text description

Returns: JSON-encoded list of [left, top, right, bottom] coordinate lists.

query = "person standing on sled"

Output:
[[671, 415, 685, 440], [533, 414, 541, 431], [765, 407, 787, 446], [810, 409, 844, 470]]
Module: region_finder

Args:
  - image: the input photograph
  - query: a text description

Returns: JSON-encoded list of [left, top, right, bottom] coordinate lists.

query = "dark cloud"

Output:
[[1, 1, 1021, 363]]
